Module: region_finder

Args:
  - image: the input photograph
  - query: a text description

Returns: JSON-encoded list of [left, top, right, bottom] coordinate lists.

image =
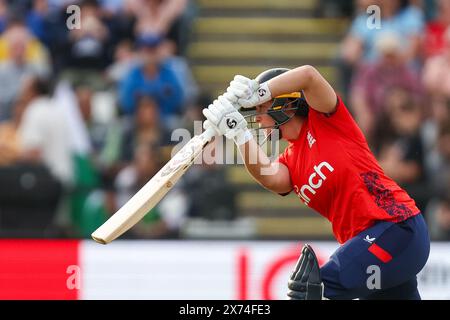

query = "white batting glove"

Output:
[[225, 75, 272, 109], [202, 95, 253, 146]]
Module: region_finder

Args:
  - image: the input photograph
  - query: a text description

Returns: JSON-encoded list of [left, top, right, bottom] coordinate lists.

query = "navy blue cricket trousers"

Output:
[[321, 214, 430, 300]]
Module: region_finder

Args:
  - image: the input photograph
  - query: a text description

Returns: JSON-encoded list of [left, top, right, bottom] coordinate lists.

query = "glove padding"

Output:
[[287, 244, 323, 300], [202, 95, 252, 146], [225, 75, 272, 109]]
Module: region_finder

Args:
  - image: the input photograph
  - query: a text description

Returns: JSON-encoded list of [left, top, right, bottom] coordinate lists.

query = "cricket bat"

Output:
[[91, 127, 216, 244]]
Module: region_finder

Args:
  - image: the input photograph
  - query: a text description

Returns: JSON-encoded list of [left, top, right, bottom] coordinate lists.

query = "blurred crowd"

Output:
[[0, 0, 448, 241], [337, 0, 450, 240], [0, 0, 235, 239]]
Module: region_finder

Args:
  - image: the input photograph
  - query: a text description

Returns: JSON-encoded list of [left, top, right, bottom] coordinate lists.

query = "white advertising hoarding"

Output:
[[81, 241, 450, 300]]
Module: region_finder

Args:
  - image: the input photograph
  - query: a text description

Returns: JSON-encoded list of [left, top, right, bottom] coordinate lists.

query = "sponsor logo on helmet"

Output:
[[226, 118, 237, 129], [293, 161, 334, 206]]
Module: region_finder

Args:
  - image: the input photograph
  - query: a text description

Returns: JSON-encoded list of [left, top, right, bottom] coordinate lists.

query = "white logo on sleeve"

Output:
[[294, 161, 334, 206], [307, 131, 316, 148]]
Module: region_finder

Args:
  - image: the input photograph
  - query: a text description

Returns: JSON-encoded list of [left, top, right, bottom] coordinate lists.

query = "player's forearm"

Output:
[[266, 65, 314, 97], [237, 138, 277, 190], [266, 65, 337, 114]]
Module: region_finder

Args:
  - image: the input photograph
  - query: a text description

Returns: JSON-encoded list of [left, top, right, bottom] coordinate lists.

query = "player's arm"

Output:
[[238, 137, 292, 194], [202, 96, 292, 194], [268, 65, 337, 114], [227, 65, 337, 114]]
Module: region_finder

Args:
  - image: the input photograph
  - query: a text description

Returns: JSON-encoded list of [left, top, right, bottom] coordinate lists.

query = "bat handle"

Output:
[[200, 126, 217, 142]]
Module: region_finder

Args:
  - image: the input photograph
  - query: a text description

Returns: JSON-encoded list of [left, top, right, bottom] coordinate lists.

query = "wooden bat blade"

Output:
[[91, 128, 215, 244]]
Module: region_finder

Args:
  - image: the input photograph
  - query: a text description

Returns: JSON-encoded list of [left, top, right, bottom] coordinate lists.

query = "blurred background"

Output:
[[0, 0, 450, 299], [0, 0, 449, 300]]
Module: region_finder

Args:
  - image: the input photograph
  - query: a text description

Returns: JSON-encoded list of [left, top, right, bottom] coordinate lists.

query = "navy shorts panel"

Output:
[[321, 214, 430, 300]]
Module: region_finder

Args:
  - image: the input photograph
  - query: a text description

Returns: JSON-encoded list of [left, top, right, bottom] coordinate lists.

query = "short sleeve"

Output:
[[276, 148, 289, 167], [308, 95, 368, 146], [275, 146, 293, 196]]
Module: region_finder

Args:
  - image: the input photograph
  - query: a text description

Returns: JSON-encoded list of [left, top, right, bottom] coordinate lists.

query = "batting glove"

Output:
[[225, 75, 272, 109], [202, 95, 253, 146]]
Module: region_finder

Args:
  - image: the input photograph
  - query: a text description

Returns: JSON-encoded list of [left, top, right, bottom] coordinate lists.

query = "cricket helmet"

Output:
[[254, 67, 309, 128]]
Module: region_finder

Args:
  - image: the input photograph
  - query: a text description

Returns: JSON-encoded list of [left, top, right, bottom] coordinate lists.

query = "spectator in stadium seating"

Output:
[[183, 163, 237, 221], [159, 38, 198, 107], [338, 0, 424, 99], [422, 0, 450, 59], [177, 92, 238, 221], [350, 32, 422, 142], [317, 0, 355, 18], [422, 26, 450, 186], [342, 0, 424, 65], [75, 85, 118, 160], [425, 119, 450, 196], [0, 122, 20, 165], [180, 92, 213, 136], [0, 98, 22, 166], [118, 33, 184, 129], [106, 39, 139, 84], [26, 0, 51, 47], [61, 0, 111, 89], [119, 93, 171, 163], [373, 87, 428, 211], [0, 19, 50, 120], [0, 0, 8, 33], [423, 26, 450, 98], [421, 97, 449, 181], [437, 119, 450, 182], [17, 76, 73, 186], [426, 192, 450, 240], [113, 141, 188, 238], [0, 18, 50, 66], [98, 0, 124, 16], [73, 84, 126, 187], [0, 75, 67, 237], [131, 0, 188, 54], [101, 0, 138, 47]]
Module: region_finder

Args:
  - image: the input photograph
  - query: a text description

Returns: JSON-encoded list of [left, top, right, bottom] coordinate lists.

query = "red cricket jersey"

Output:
[[277, 96, 420, 244]]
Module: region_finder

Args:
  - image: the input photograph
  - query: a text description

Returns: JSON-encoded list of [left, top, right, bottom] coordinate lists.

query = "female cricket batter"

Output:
[[202, 65, 430, 300]]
